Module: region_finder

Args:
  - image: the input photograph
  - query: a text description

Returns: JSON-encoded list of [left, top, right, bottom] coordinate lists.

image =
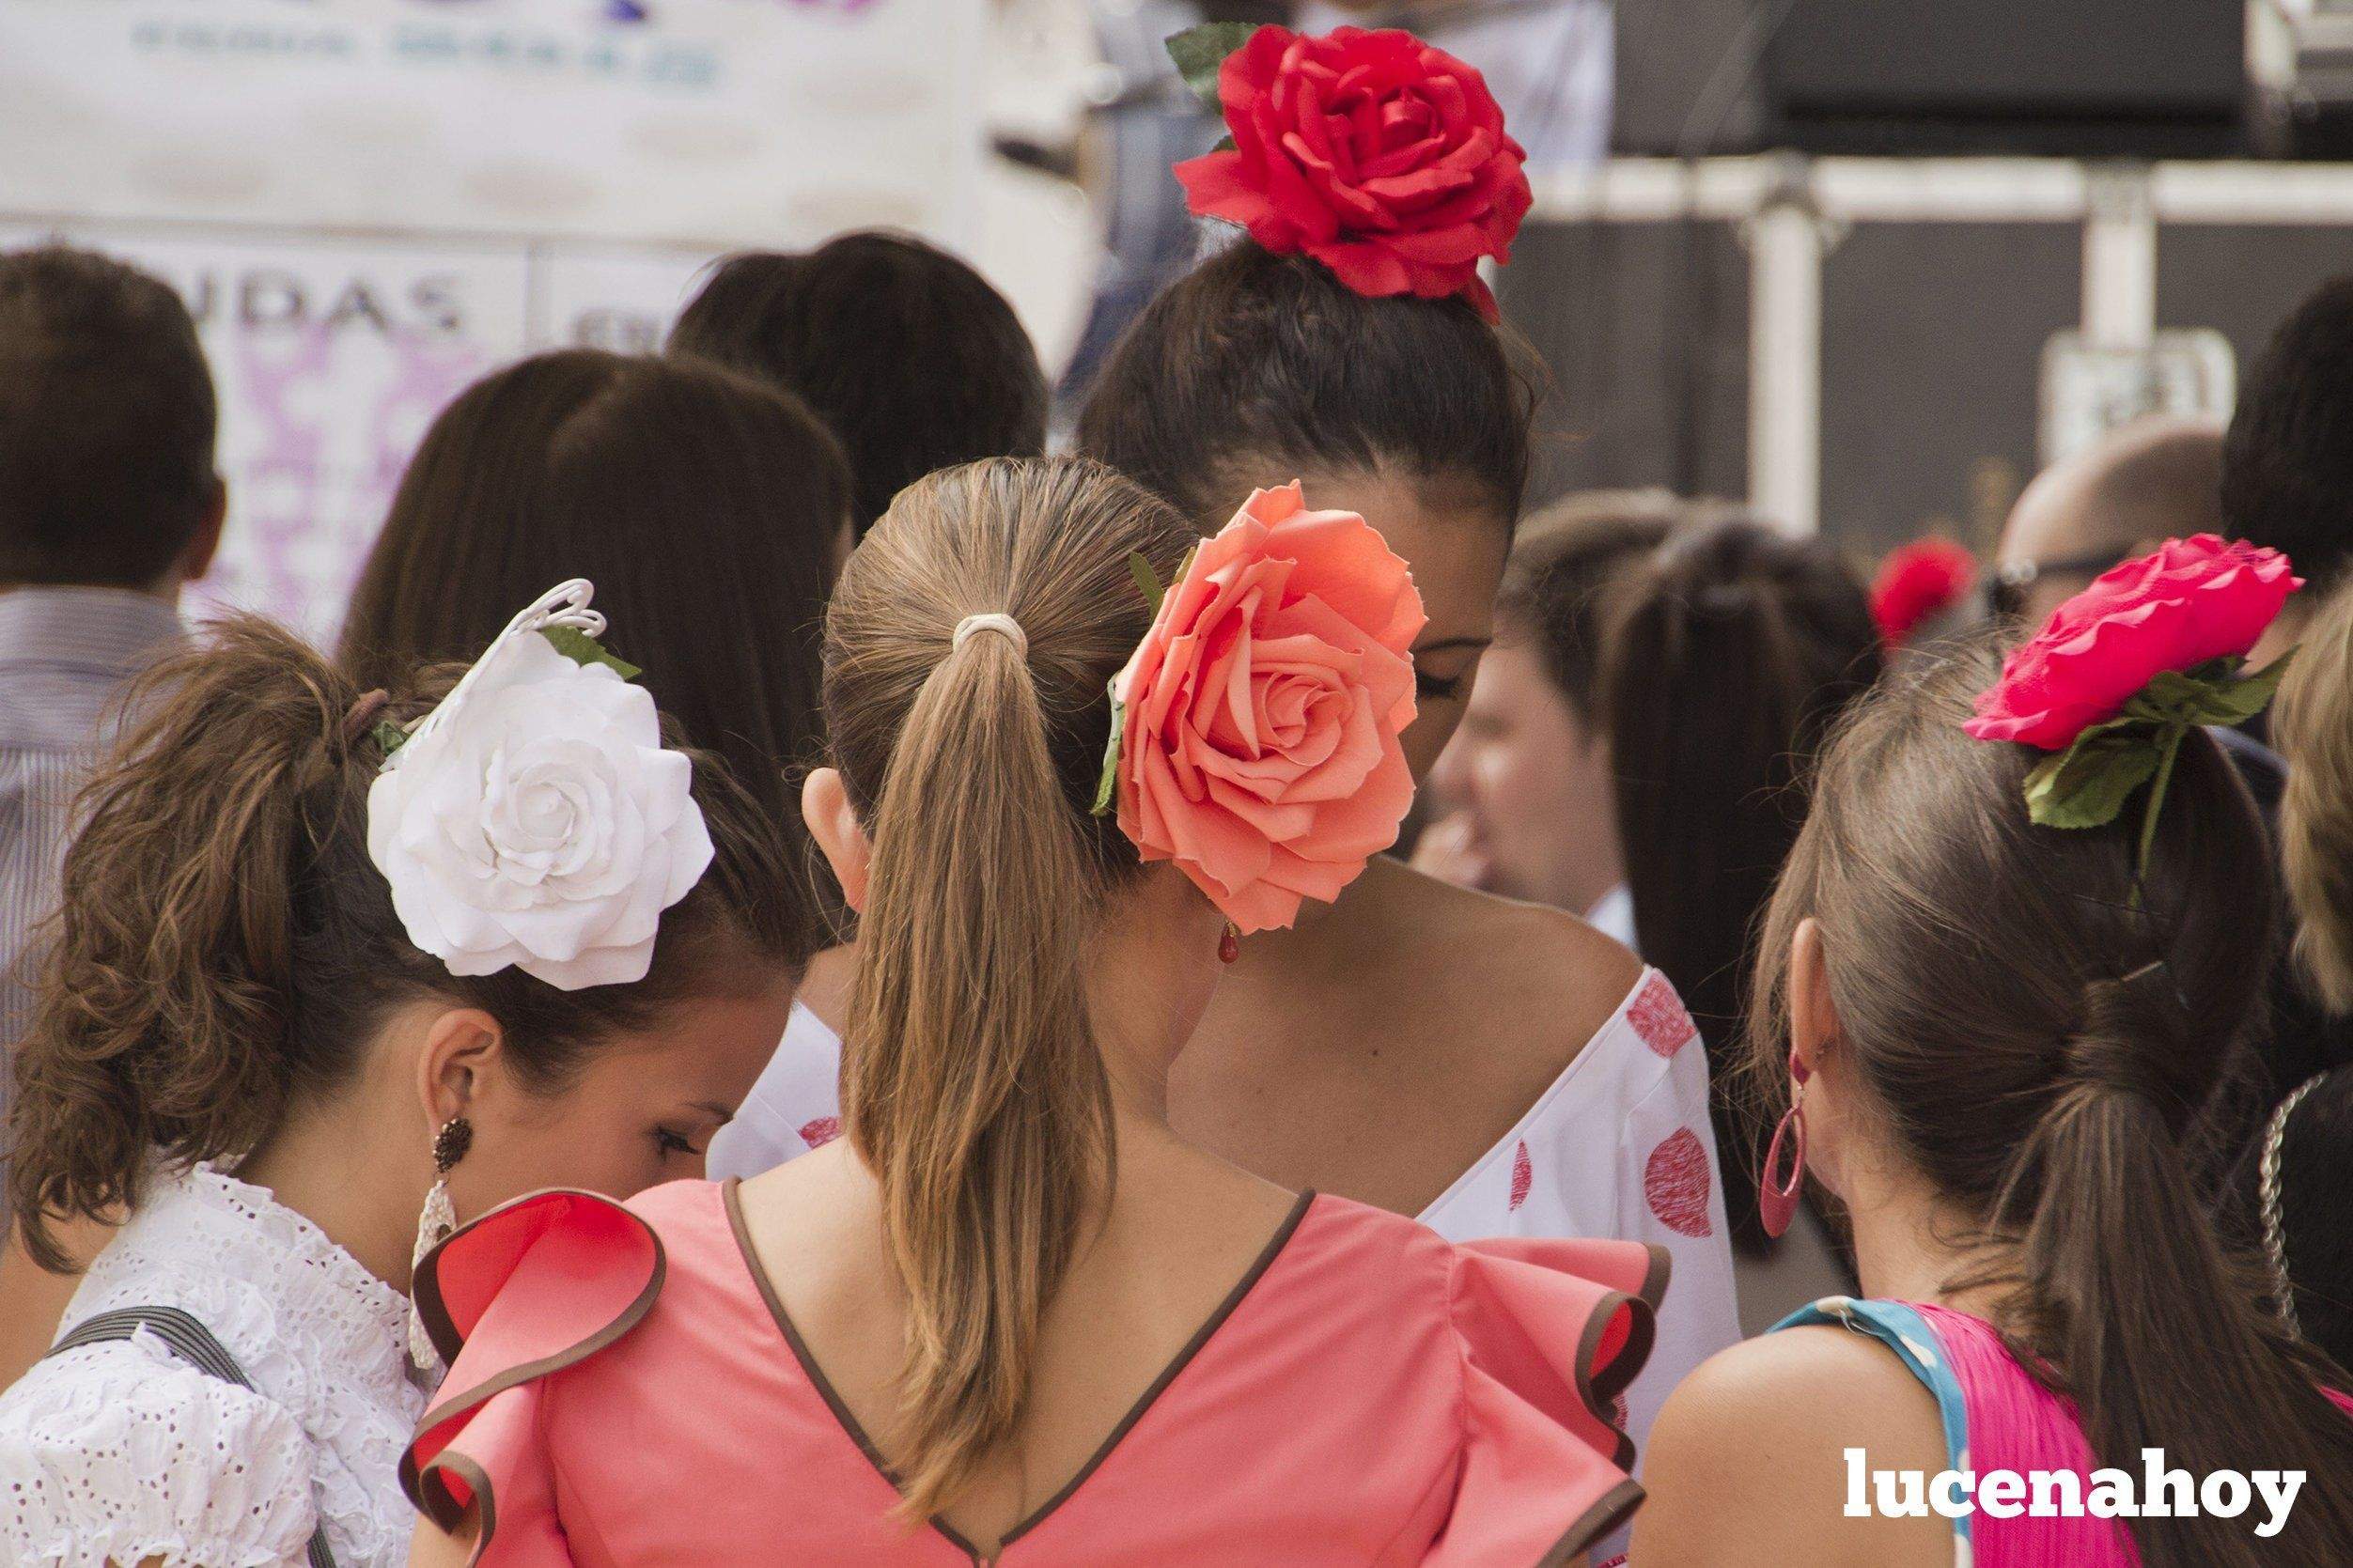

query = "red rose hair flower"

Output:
[[1870, 536, 1978, 647], [1099, 481, 1426, 933], [1172, 24, 1533, 321], [1965, 534, 2300, 859]]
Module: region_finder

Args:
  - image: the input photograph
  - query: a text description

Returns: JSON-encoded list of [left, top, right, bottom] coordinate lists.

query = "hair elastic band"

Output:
[[343, 690, 391, 745], [953, 612, 1027, 658]]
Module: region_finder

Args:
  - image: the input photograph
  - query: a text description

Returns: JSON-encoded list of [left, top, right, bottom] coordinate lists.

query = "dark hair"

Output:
[[0, 244, 218, 589], [1568, 512, 1881, 1250], [1075, 241, 1535, 530], [8, 616, 801, 1271], [1495, 490, 1683, 720], [1750, 638, 2353, 1567], [823, 457, 1196, 1514], [339, 349, 846, 952], [2223, 276, 2353, 594], [668, 234, 1049, 538]]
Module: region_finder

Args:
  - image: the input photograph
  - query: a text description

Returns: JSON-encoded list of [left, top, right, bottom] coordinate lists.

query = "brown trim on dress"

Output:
[[1634, 1241, 1672, 1312], [995, 1188, 1317, 1549], [723, 1176, 1317, 1560], [1538, 1476, 1646, 1567], [1575, 1274, 1660, 1474], [720, 1176, 990, 1562], [398, 1188, 669, 1555], [415, 1450, 498, 1568]]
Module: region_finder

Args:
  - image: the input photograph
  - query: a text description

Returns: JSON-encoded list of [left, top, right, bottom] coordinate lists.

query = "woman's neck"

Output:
[[233, 1095, 427, 1295], [1097, 999, 1179, 1126], [1840, 1160, 2011, 1318]]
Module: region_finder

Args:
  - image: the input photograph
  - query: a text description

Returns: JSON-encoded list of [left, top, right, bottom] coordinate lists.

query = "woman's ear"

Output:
[[803, 766, 872, 912], [413, 1005, 506, 1136], [1789, 916, 1838, 1079]]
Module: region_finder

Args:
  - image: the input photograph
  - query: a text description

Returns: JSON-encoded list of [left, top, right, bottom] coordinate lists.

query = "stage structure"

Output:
[[1523, 153, 2353, 547]]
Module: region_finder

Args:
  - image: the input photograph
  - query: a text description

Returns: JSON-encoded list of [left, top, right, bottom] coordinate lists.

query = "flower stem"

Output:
[[2135, 722, 2187, 892]]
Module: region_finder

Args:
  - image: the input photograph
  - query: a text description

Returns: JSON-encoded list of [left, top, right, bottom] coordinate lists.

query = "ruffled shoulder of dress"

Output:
[[1428, 1236, 1666, 1564], [1448, 1234, 1666, 1467], [400, 1187, 665, 1531]]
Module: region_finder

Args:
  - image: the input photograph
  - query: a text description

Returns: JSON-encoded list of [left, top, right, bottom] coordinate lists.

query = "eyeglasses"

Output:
[[1987, 548, 2130, 620]]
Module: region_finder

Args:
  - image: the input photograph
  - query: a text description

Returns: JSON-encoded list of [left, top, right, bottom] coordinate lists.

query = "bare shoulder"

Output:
[[1360, 858, 1643, 1066], [0, 1213, 114, 1388], [1654, 1325, 1944, 1438], [1632, 1327, 1952, 1567]]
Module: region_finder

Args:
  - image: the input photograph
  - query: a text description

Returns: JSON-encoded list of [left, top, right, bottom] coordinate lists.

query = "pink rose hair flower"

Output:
[[1104, 482, 1426, 932], [1967, 535, 2299, 751], [1965, 533, 2301, 863], [1171, 24, 1533, 321]]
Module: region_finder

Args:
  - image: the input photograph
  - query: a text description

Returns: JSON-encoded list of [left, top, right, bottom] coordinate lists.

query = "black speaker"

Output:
[[1766, 0, 2248, 157]]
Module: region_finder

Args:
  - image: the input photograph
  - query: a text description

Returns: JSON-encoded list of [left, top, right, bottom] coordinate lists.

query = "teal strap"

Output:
[[1769, 1296, 1971, 1552]]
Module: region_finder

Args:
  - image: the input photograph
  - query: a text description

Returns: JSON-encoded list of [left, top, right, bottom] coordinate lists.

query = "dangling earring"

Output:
[[1757, 1049, 1809, 1239], [1218, 921, 1240, 964], [407, 1115, 472, 1371]]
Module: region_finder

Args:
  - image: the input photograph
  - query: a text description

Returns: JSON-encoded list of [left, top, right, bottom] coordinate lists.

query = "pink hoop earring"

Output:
[[1758, 1048, 1809, 1239]]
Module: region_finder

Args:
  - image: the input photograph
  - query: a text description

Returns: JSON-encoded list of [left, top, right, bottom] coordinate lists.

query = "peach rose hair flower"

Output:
[[1096, 482, 1426, 933]]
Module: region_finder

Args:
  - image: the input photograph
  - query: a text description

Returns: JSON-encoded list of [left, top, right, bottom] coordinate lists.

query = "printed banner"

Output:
[[0, 0, 983, 632], [0, 0, 980, 246]]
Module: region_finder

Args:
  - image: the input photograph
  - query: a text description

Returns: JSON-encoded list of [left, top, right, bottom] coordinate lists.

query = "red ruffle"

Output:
[[400, 1188, 665, 1545]]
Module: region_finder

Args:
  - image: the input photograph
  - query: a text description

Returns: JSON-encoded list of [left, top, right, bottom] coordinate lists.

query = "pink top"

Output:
[[403, 1181, 1665, 1566], [710, 969, 1742, 1474], [1782, 1296, 2353, 1566]]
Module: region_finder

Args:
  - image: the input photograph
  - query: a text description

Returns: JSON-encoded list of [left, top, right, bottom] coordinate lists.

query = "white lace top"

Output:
[[0, 1163, 427, 1567]]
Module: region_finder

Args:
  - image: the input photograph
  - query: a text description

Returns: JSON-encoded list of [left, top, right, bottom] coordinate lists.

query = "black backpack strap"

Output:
[[48, 1307, 340, 1568]]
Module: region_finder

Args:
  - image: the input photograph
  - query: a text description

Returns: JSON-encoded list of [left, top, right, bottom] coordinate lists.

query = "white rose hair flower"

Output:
[[366, 580, 715, 991]]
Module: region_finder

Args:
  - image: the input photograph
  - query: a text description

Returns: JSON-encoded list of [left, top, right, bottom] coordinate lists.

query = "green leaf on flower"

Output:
[[1165, 22, 1258, 114], [1091, 686, 1127, 817], [2121, 650, 2293, 729], [2022, 724, 2163, 831], [541, 624, 642, 681], [1126, 551, 1166, 614], [2193, 647, 2294, 725], [371, 719, 413, 758]]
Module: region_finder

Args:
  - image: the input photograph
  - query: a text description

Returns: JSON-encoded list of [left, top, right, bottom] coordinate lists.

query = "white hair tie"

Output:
[[953, 612, 1027, 658]]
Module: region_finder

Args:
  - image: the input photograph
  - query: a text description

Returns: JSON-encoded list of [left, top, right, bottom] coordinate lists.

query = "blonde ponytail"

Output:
[[821, 458, 1196, 1515]]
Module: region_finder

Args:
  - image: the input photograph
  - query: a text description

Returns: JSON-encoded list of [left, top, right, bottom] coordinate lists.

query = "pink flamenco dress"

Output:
[[402, 1180, 1665, 1566]]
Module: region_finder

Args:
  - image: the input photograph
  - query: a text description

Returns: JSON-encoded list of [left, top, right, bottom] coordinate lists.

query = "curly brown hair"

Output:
[[7, 614, 805, 1271]]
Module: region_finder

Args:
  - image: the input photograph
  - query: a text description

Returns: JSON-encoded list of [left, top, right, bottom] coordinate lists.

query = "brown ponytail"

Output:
[[820, 457, 1196, 1514], [1750, 637, 2353, 1566], [1592, 513, 1880, 1250], [8, 615, 803, 1272]]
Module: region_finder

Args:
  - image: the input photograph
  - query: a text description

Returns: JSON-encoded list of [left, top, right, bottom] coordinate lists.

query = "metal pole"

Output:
[[2082, 163, 2157, 349], [1748, 186, 1824, 535]]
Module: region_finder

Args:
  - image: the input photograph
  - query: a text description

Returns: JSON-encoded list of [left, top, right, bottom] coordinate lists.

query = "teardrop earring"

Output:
[[1757, 1050, 1809, 1240], [407, 1115, 472, 1371], [1219, 922, 1240, 964]]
